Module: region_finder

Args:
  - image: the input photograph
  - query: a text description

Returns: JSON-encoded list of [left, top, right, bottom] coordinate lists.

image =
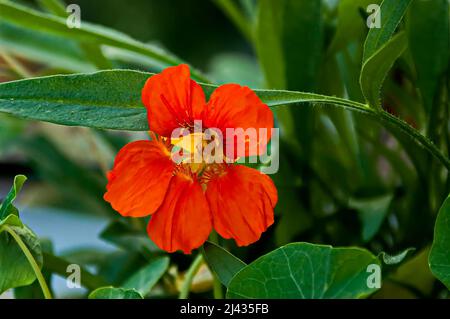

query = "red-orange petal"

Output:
[[205, 165, 277, 246], [147, 173, 212, 254], [104, 139, 175, 217], [203, 84, 274, 158], [142, 64, 206, 137]]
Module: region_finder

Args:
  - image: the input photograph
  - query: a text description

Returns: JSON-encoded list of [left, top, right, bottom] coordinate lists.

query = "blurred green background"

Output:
[[0, 0, 449, 299]]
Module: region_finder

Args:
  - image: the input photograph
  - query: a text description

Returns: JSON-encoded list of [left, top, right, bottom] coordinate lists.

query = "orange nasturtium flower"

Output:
[[104, 64, 278, 254]]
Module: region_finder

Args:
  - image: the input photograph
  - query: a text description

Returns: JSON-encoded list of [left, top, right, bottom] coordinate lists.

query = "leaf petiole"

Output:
[[1, 225, 52, 299], [178, 254, 203, 299]]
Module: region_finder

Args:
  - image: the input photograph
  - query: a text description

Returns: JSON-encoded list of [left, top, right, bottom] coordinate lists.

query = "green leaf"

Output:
[[283, 0, 324, 91], [201, 241, 246, 287], [0, 175, 27, 220], [360, 32, 407, 109], [0, 71, 149, 131], [1, 69, 449, 171], [349, 194, 393, 242], [360, 0, 412, 109], [100, 220, 158, 253], [121, 257, 169, 296], [0, 176, 46, 295], [362, 0, 412, 63], [14, 239, 54, 299], [0, 70, 371, 131], [429, 195, 450, 290], [0, 22, 97, 73], [37, 0, 68, 17], [61, 248, 110, 266], [35, 0, 113, 70], [329, 0, 381, 54], [379, 248, 415, 266], [98, 251, 147, 286], [226, 242, 380, 298], [255, 0, 324, 145], [407, 0, 449, 112], [0, 225, 43, 294], [255, 0, 285, 89], [88, 287, 143, 299], [79, 42, 113, 70], [0, 0, 207, 82], [0, 214, 23, 228], [255, 0, 323, 90], [42, 1, 102, 78]]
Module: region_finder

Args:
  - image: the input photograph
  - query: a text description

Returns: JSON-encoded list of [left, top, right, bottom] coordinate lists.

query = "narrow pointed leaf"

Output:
[[349, 194, 393, 242], [362, 0, 412, 63], [121, 257, 169, 296], [0, 71, 448, 171], [0, 22, 97, 72], [0, 175, 27, 220], [0, 70, 371, 131], [0, 0, 207, 82], [202, 241, 246, 287], [360, 32, 407, 109]]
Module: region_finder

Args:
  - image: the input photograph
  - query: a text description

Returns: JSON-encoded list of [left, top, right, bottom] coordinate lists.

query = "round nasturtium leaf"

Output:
[[226, 242, 381, 299], [88, 287, 143, 299]]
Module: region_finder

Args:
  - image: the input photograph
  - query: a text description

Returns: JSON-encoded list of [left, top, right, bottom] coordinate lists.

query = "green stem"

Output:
[[296, 94, 450, 171], [212, 275, 224, 299], [3, 225, 52, 299], [42, 252, 109, 291], [179, 254, 203, 299], [208, 232, 224, 299], [0, 52, 32, 78], [378, 111, 450, 171]]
